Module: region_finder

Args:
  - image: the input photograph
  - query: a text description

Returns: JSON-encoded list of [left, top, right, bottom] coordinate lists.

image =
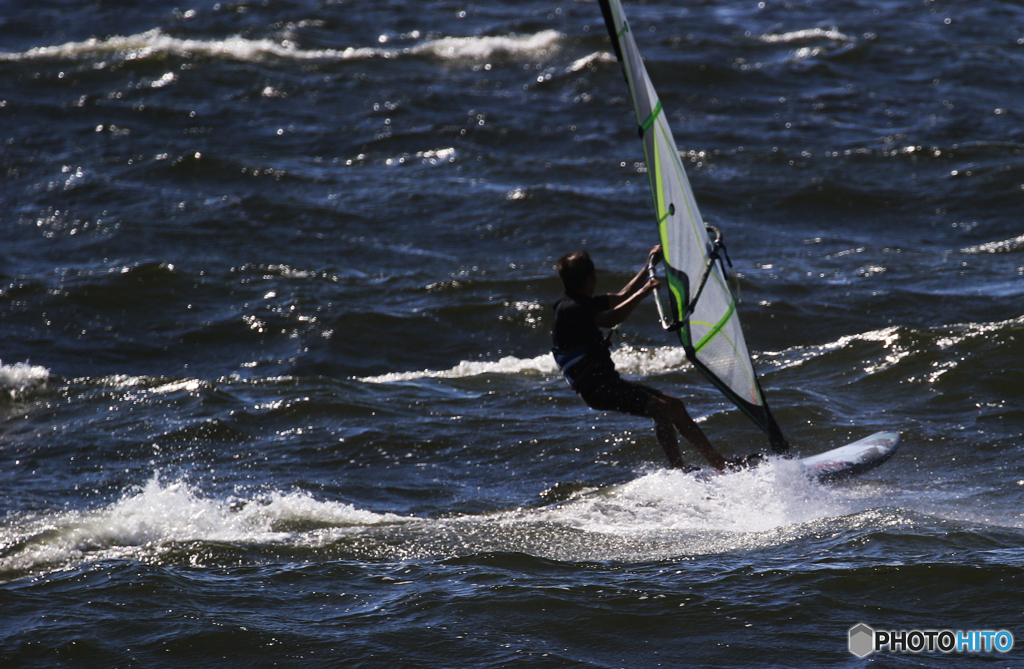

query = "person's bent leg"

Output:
[[645, 396, 685, 469], [664, 396, 727, 470]]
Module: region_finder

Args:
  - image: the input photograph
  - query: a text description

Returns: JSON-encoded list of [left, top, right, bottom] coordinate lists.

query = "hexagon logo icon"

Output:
[[849, 623, 875, 658]]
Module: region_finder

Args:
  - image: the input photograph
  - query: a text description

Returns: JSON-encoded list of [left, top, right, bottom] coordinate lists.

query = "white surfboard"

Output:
[[533, 433, 902, 512], [693, 431, 900, 482], [797, 431, 900, 481]]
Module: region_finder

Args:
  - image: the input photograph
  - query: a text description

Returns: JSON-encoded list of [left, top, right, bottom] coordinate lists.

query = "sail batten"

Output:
[[598, 0, 788, 453]]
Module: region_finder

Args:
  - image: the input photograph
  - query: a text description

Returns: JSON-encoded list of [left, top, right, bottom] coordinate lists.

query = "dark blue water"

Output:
[[2, 0, 1023, 666]]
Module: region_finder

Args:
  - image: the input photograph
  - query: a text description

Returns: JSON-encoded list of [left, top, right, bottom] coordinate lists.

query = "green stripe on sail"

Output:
[[693, 300, 736, 353], [651, 130, 669, 265], [641, 100, 662, 134]]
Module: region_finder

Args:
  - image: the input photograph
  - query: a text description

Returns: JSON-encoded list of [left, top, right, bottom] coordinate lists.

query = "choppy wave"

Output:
[[567, 50, 616, 72], [531, 457, 853, 535], [0, 361, 50, 402], [422, 31, 562, 60], [758, 26, 858, 62], [360, 353, 557, 383], [760, 27, 853, 44], [760, 315, 1024, 378], [961, 234, 1024, 254], [0, 28, 563, 64], [0, 475, 411, 577], [758, 326, 904, 373], [359, 345, 690, 383], [6, 453, 1020, 576], [1, 460, 868, 576], [362, 316, 1024, 386]]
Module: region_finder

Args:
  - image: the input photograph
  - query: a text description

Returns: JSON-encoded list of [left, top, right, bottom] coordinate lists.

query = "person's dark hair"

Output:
[[557, 250, 595, 292]]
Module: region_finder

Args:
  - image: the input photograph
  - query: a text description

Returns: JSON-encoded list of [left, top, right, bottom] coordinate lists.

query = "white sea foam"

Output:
[[760, 27, 853, 44], [0, 360, 50, 401], [0, 28, 563, 64], [567, 51, 616, 73], [758, 326, 903, 372], [760, 316, 1024, 380], [0, 463, 872, 574], [0, 29, 338, 62], [419, 30, 562, 60], [361, 353, 558, 383], [0, 475, 411, 576], [359, 345, 690, 383], [759, 27, 855, 62], [458, 457, 890, 563], [610, 344, 690, 377], [545, 458, 851, 537]]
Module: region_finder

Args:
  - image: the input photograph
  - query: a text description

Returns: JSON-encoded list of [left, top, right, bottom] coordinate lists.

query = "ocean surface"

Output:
[[2, 0, 1023, 666]]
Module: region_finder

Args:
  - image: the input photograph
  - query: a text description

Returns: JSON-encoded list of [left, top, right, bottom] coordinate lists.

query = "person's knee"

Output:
[[666, 395, 694, 421], [645, 394, 670, 419], [661, 393, 684, 409]]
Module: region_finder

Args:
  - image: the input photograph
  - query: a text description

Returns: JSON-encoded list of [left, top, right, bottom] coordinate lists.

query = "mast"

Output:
[[598, 0, 788, 453]]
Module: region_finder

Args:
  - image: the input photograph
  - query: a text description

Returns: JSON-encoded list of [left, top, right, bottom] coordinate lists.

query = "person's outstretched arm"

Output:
[[595, 246, 661, 328], [609, 245, 661, 308]]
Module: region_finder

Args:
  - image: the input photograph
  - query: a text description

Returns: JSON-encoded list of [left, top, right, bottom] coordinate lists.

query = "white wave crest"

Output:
[[760, 316, 1024, 381], [0, 361, 50, 401], [360, 345, 691, 384], [0, 475, 410, 576], [539, 457, 851, 537], [361, 353, 558, 383], [0, 28, 562, 64], [610, 345, 690, 377], [757, 326, 897, 370], [0, 467, 883, 572], [567, 50, 616, 72], [760, 27, 853, 44], [1, 29, 343, 62], [421, 30, 562, 60]]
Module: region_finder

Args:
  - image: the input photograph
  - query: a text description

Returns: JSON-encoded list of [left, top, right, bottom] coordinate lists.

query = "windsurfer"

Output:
[[551, 246, 728, 471]]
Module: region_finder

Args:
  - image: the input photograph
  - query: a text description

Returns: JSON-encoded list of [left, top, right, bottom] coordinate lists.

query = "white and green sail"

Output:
[[598, 0, 788, 452]]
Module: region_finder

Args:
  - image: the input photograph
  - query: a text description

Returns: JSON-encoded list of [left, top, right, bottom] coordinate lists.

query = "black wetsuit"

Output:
[[551, 291, 663, 417]]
